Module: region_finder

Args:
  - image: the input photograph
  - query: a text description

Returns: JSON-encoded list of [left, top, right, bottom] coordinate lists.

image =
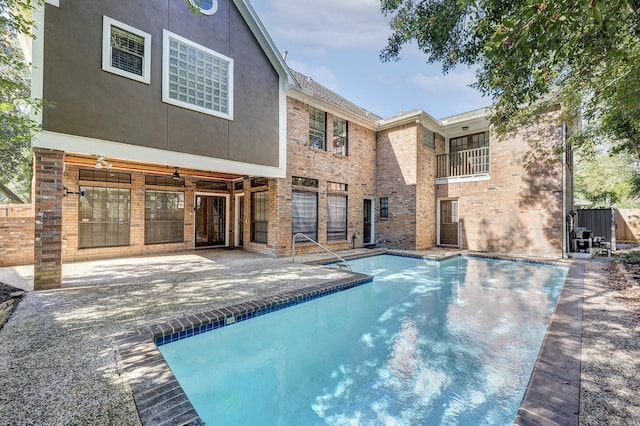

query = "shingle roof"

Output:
[[290, 69, 382, 122]]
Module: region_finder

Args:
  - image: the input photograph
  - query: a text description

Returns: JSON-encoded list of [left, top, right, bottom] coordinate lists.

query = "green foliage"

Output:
[[574, 150, 640, 208], [0, 0, 45, 203], [380, 0, 640, 158]]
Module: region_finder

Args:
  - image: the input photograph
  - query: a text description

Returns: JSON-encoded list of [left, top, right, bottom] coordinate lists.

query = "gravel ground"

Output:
[[580, 255, 640, 425], [0, 249, 639, 424]]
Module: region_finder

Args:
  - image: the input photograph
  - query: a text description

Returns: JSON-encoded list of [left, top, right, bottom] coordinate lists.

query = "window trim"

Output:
[[144, 189, 185, 245], [162, 29, 234, 120], [327, 194, 347, 241], [102, 16, 151, 84], [332, 117, 348, 156], [308, 107, 327, 150], [380, 197, 389, 219], [188, 0, 218, 15]]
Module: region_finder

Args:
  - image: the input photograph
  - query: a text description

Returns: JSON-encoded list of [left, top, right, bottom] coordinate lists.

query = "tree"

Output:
[[574, 149, 640, 208], [379, 0, 640, 158], [0, 0, 44, 203]]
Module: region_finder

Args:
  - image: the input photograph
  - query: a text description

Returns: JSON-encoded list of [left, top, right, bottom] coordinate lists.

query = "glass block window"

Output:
[[293, 191, 318, 242], [102, 16, 151, 84], [327, 195, 347, 241], [292, 176, 318, 188], [380, 197, 389, 219], [422, 127, 435, 150], [333, 118, 348, 156], [251, 191, 268, 243], [309, 107, 326, 150], [145, 190, 185, 245], [78, 187, 131, 249], [163, 30, 233, 120], [450, 131, 489, 152]]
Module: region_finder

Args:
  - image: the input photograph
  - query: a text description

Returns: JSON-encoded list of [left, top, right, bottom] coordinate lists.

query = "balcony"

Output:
[[436, 147, 490, 179]]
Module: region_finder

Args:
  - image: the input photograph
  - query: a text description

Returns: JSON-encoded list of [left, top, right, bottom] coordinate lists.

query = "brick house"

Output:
[[16, 0, 572, 289]]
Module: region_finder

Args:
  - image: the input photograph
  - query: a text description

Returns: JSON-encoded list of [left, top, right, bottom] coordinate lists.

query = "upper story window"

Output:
[[188, 0, 218, 15], [102, 16, 151, 84], [450, 131, 489, 152], [309, 107, 326, 150], [333, 118, 348, 156], [422, 127, 435, 150], [163, 30, 234, 120]]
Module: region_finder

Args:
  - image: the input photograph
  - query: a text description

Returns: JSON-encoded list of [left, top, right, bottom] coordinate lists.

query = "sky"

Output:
[[249, 0, 491, 120]]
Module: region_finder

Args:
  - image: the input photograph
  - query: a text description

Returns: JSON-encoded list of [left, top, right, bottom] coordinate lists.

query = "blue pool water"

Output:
[[159, 255, 567, 425]]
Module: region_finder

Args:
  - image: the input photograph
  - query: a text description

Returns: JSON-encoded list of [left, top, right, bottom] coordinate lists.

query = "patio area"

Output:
[[0, 249, 637, 425]]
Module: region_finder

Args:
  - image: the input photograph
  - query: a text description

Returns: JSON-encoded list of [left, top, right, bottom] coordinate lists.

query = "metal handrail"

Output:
[[292, 233, 352, 271]]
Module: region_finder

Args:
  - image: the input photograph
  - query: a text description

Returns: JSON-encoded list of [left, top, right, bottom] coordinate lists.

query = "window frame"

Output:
[[251, 190, 268, 244], [327, 194, 348, 241], [332, 117, 348, 156], [78, 186, 131, 249], [308, 107, 327, 150], [102, 16, 151, 84], [291, 190, 319, 243], [162, 29, 234, 120], [144, 190, 185, 245], [188, 0, 218, 15], [380, 197, 389, 219]]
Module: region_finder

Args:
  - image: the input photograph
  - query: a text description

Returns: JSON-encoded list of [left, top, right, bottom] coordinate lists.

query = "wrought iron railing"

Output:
[[436, 147, 490, 178]]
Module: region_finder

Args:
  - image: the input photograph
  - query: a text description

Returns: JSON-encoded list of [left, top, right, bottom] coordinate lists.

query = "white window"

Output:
[[162, 30, 234, 120], [188, 0, 218, 15], [102, 16, 151, 84]]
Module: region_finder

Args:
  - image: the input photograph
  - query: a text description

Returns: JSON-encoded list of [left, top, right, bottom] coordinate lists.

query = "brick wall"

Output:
[[415, 131, 442, 249], [33, 148, 64, 289], [375, 122, 420, 248], [436, 122, 564, 257], [0, 204, 35, 267], [0, 217, 34, 266], [269, 98, 377, 256], [61, 164, 230, 262]]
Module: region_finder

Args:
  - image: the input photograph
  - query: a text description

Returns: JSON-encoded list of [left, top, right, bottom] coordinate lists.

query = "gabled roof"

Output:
[[232, 0, 297, 89], [289, 69, 381, 124]]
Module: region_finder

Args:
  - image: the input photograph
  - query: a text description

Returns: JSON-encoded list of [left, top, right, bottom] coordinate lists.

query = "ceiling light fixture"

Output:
[[172, 167, 181, 180]]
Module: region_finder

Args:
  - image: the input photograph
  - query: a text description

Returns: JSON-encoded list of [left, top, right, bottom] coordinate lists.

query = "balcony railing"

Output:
[[436, 147, 490, 179]]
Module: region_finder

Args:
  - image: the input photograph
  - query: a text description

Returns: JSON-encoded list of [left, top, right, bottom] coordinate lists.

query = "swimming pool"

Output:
[[158, 254, 567, 425]]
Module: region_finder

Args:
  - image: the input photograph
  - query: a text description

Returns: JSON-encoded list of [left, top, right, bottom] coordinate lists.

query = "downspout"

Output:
[[561, 122, 568, 258]]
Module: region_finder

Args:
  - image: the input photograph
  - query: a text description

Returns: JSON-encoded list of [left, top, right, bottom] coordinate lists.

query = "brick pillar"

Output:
[[33, 148, 64, 290]]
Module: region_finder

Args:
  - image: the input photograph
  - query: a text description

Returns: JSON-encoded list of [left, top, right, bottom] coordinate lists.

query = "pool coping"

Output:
[[115, 252, 582, 425], [116, 272, 373, 425]]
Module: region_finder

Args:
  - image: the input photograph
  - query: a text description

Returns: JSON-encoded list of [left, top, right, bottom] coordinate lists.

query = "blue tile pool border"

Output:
[[153, 273, 373, 346], [116, 251, 580, 426]]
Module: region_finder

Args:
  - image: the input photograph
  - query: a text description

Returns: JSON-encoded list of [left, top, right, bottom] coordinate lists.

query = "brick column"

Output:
[[33, 148, 64, 290]]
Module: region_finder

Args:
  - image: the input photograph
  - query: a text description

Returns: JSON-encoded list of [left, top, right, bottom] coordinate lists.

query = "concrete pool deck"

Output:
[[0, 248, 600, 425]]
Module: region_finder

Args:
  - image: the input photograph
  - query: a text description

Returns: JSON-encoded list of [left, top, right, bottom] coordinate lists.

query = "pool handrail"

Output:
[[292, 233, 352, 271]]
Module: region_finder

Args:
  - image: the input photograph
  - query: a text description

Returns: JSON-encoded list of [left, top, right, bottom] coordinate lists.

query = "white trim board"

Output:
[[33, 131, 286, 178]]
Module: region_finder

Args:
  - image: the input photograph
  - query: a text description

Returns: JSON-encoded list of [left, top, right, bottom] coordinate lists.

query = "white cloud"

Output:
[[253, 0, 391, 55], [408, 70, 479, 96], [286, 59, 339, 92]]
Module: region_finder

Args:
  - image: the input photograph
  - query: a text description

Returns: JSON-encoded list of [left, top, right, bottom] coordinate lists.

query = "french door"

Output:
[[195, 195, 226, 247]]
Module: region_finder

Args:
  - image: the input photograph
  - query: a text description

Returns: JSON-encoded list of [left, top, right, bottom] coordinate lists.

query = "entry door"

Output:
[[440, 200, 459, 246], [195, 195, 226, 247], [363, 199, 372, 244]]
